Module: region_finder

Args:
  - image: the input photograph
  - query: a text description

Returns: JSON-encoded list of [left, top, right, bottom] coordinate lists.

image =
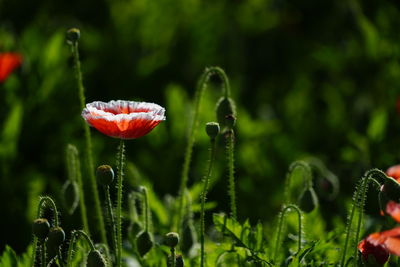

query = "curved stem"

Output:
[[37, 196, 59, 227], [69, 40, 107, 244], [200, 139, 217, 267], [105, 186, 117, 254], [116, 139, 126, 267], [273, 204, 303, 264], [284, 161, 312, 204], [176, 66, 231, 231], [226, 130, 237, 219], [66, 230, 96, 267]]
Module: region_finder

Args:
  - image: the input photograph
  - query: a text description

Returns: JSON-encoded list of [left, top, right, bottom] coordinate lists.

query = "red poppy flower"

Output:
[[358, 227, 400, 265], [82, 100, 165, 139], [386, 165, 400, 182], [386, 201, 400, 223], [0, 53, 22, 83]]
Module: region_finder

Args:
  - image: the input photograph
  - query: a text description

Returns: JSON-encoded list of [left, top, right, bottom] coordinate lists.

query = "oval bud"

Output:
[[66, 28, 80, 45], [96, 165, 114, 186], [129, 221, 142, 238], [61, 180, 79, 215], [298, 187, 319, 213], [165, 232, 180, 248], [47, 227, 65, 249], [167, 254, 184, 267], [136, 231, 153, 257], [216, 97, 236, 132], [381, 177, 400, 201], [32, 218, 50, 240], [87, 250, 107, 267], [205, 122, 220, 140]]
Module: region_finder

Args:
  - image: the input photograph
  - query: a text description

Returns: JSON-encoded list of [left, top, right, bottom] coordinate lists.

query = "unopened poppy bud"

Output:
[[47, 227, 65, 248], [165, 232, 180, 248], [87, 250, 107, 267], [381, 177, 400, 201], [205, 122, 220, 140], [298, 188, 319, 213], [96, 165, 114, 186], [32, 218, 50, 240], [66, 28, 80, 44], [167, 254, 184, 267], [129, 221, 142, 238], [62, 180, 79, 215], [136, 231, 153, 257], [224, 114, 236, 130], [216, 97, 236, 132]]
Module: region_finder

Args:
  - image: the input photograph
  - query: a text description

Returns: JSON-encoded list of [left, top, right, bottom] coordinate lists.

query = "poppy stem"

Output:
[[30, 237, 38, 267], [284, 161, 312, 204], [40, 240, 46, 267], [37, 196, 59, 227], [273, 204, 303, 264], [170, 247, 176, 267], [66, 230, 96, 267], [66, 144, 90, 235], [176, 67, 231, 231], [105, 186, 117, 255], [142, 187, 150, 232], [116, 139, 126, 267], [68, 36, 107, 244], [200, 138, 217, 267], [225, 129, 237, 219]]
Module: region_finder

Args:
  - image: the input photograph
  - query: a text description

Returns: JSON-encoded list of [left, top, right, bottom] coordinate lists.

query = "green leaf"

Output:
[[0, 246, 18, 267]]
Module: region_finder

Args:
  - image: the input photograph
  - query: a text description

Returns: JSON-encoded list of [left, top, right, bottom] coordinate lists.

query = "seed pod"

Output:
[[167, 254, 184, 267], [66, 28, 80, 45], [136, 231, 153, 257], [87, 250, 107, 267], [381, 177, 400, 202], [47, 227, 65, 249], [298, 187, 319, 213], [32, 218, 50, 240], [61, 180, 79, 215], [216, 97, 236, 132], [165, 232, 180, 248], [96, 165, 114, 186], [205, 122, 220, 140]]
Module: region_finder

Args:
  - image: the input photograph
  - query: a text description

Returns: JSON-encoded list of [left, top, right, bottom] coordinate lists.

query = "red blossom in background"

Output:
[[386, 201, 400, 223], [81, 100, 166, 139], [0, 53, 22, 83], [386, 165, 400, 182], [358, 227, 400, 265]]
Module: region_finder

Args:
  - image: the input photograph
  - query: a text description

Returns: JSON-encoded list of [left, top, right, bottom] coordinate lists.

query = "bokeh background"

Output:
[[1, 0, 400, 254]]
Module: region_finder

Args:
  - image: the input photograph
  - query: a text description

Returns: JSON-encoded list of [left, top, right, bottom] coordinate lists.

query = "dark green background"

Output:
[[1, 0, 400, 253]]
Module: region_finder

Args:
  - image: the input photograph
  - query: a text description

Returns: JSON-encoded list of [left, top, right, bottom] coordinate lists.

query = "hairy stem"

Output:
[[142, 187, 150, 232], [176, 67, 231, 231], [69, 40, 106, 243], [66, 230, 96, 267], [40, 240, 46, 267], [200, 139, 217, 267], [226, 130, 237, 219], [37, 196, 59, 227], [284, 161, 312, 204], [116, 139, 126, 267], [105, 186, 117, 254]]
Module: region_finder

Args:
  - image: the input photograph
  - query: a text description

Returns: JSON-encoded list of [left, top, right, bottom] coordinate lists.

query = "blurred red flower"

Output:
[[386, 201, 400, 223], [0, 53, 22, 83], [386, 165, 400, 182], [358, 227, 400, 265], [81, 100, 165, 139]]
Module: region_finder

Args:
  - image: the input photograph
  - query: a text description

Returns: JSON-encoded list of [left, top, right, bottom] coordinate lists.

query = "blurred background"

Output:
[[1, 0, 400, 254]]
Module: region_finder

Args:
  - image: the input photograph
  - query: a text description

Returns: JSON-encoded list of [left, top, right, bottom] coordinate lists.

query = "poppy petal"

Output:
[[386, 201, 400, 223], [387, 165, 400, 182], [0, 53, 22, 82]]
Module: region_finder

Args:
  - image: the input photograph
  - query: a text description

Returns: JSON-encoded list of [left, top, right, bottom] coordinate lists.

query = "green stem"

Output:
[[40, 240, 46, 267], [105, 186, 117, 254], [67, 230, 96, 267], [37, 196, 59, 227], [226, 130, 237, 219], [142, 187, 150, 232], [75, 152, 90, 234], [284, 161, 312, 204], [116, 139, 126, 267], [273, 204, 302, 264], [171, 248, 176, 267], [30, 237, 37, 267], [176, 67, 231, 231], [200, 139, 217, 267], [69, 40, 107, 244]]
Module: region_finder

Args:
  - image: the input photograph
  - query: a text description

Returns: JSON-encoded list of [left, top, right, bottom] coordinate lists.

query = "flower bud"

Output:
[[167, 254, 184, 267], [298, 188, 319, 213], [136, 231, 153, 257], [96, 165, 114, 186], [165, 232, 180, 248], [66, 28, 80, 45], [205, 122, 220, 140], [216, 97, 236, 132], [32, 218, 50, 240], [381, 177, 400, 202], [47, 227, 65, 249], [87, 250, 107, 267], [61, 180, 79, 215]]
